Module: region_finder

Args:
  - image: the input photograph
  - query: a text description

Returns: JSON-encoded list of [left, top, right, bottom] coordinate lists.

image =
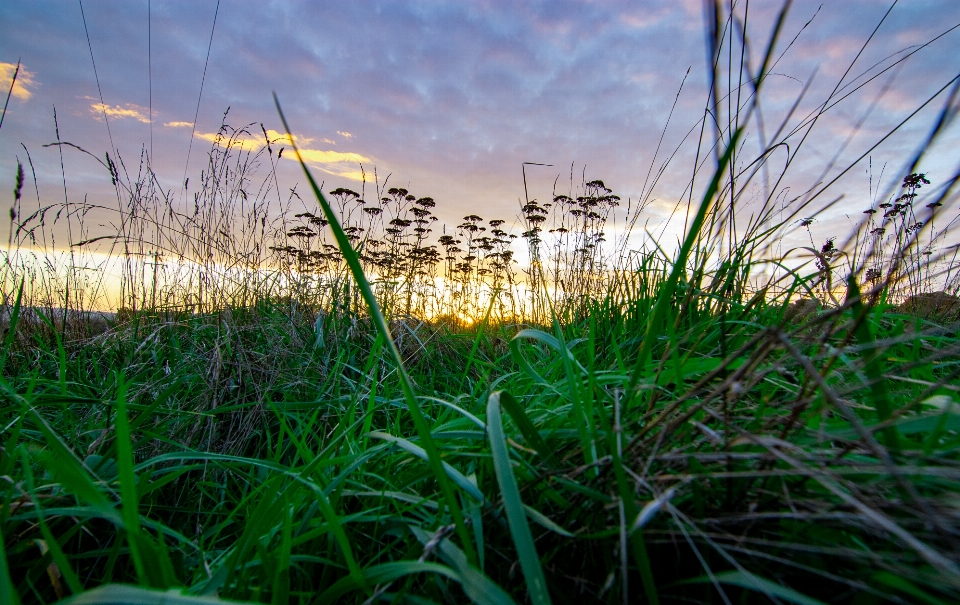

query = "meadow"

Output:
[[2, 3, 960, 604]]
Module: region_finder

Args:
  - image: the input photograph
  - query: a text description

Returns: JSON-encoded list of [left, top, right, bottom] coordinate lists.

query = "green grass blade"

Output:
[[626, 125, 744, 399], [486, 391, 551, 605], [275, 94, 477, 566], [872, 571, 949, 605], [846, 276, 899, 451], [22, 449, 84, 596], [422, 396, 486, 430], [410, 526, 518, 605], [522, 505, 573, 537], [509, 328, 586, 387], [496, 391, 555, 467], [111, 372, 150, 586], [681, 569, 827, 605], [55, 584, 261, 605], [368, 431, 484, 503], [460, 290, 498, 390], [38, 447, 122, 525], [270, 499, 292, 605], [317, 561, 460, 604], [1, 377, 124, 526], [360, 332, 384, 450], [0, 509, 19, 605], [0, 279, 23, 373]]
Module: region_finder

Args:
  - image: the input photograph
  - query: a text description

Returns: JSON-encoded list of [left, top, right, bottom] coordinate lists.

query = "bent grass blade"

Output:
[[486, 391, 552, 605], [274, 94, 478, 567]]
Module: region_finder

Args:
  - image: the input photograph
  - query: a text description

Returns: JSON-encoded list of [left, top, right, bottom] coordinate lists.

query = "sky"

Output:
[[2, 0, 960, 260]]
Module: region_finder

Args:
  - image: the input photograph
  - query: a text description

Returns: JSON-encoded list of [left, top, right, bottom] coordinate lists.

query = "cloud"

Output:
[[262, 130, 370, 180], [90, 102, 150, 123], [337, 131, 354, 138], [0, 62, 36, 100], [164, 121, 194, 128], [321, 137, 336, 145], [195, 131, 263, 152], [263, 128, 313, 147], [191, 128, 370, 180], [294, 149, 370, 164], [194, 128, 305, 152], [321, 169, 367, 182], [293, 148, 371, 182]]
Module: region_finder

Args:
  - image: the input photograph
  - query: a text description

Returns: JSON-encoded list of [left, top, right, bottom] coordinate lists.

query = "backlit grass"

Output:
[[2, 2, 960, 604]]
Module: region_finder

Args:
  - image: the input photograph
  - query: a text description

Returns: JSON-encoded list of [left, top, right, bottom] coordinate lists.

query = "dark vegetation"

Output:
[[2, 2, 960, 604]]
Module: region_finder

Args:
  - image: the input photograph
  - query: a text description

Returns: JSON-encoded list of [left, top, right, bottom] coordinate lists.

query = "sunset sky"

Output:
[[2, 0, 960, 252]]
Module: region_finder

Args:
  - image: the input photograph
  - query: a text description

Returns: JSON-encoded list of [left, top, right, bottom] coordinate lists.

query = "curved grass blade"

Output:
[[496, 391, 555, 467], [510, 327, 595, 468], [368, 431, 484, 503], [872, 571, 949, 605], [625, 124, 744, 399], [275, 94, 477, 566], [22, 449, 84, 596], [681, 570, 827, 605], [55, 584, 260, 605], [317, 561, 459, 604], [522, 505, 573, 538], [410, 526, 518, 605], [486, 391, 552, 605], [0, 378, 125, 526], [38, 447, 122, 525], [422, 396, 486, 430], [509, 328, 586, 387]]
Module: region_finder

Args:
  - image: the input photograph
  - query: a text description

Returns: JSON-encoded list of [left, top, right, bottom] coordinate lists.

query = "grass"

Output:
[[2, 1, 960, 604]]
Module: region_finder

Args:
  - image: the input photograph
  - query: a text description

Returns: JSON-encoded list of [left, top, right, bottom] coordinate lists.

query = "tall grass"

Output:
[[3, 1, 960, 604]]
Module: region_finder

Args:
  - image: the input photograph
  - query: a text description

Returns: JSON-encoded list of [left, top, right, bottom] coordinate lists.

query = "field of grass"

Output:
[[3, 3, 960, 604]]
